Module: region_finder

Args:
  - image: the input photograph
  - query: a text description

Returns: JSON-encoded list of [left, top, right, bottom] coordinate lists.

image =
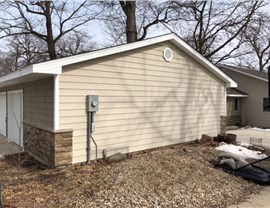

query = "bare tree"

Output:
[[0, 1, 103, 60], [240, 13, 270, 71], [0, 51, 15, 76], [119, 1, 137, 43], [56, 31, 97, 58], [0, 33, 55, 73], [0, 35, 46, 74], [0, 31, 97, 75], [170, 0, 265, 63], [13, 35, 48, 65], [102, 0, 266, 65], [102, 1, 178, 44]]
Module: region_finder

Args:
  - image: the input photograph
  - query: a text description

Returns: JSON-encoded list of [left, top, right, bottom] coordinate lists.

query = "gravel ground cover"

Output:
[[0, 143, 264, 208]]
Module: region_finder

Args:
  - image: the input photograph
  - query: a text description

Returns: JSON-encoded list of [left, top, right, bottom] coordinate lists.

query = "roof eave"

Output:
[[0, 33, 237, 88], [0, 64, 61, 88], [227, 94, 248, 97], [226, 81, 237, 88], [32, 34, 177, 73], [32, 64, 62, 74], [0, 65, 33, 83]]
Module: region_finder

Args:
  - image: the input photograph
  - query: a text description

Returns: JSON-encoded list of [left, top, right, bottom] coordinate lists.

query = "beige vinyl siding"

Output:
[[23, 77, 54, 129], [59, 42, 226, 164], [0, 77, 54, 129], [225, 70, 270, 127]]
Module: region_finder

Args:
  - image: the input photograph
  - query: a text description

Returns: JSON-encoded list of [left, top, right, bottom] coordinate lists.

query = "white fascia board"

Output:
[[2, 33, 238, 88], [2, 36, 175, 81], [169, 37, 237, 88], [3, 36, 160, 78], [227, 94, 248, 97], [32, 34, 177, 74], [32, 64, 62, 74], [0, 64, 60, 85], [225, 67, 268, 83], [0, 65, 33, 83]]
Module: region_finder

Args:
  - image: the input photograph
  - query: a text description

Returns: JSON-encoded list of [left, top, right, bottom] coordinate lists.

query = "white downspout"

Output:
[[54, 75, 59, 130]]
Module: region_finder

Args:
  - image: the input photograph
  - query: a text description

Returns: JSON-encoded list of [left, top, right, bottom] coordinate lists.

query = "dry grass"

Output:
[[0, 144, 263, 208]]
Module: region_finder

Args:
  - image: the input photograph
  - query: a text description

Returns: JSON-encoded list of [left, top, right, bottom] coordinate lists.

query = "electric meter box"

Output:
[[86, 95, 99, 112]]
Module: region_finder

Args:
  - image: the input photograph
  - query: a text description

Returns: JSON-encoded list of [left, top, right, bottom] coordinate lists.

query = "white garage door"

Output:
[[0, 92, 6, 137], [8, 90, 23, 147]]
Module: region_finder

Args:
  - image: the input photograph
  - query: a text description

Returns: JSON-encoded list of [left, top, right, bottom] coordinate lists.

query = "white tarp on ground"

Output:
[[216, 143, 268, 160]]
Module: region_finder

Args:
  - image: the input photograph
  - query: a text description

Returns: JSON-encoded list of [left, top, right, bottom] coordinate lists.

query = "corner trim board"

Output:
[[54, 75, 59, 130]]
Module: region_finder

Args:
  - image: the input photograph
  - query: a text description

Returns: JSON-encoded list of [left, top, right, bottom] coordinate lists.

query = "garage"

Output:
[[0, 34, 237, 167], [0, 92, 6, 137], [7, 90, 23, 147]]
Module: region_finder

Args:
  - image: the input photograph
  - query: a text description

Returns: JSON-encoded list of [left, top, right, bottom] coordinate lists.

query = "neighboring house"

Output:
[[0, 34, 236, 167], [220, 64, 270, 128], [226, 88, 248, 126]]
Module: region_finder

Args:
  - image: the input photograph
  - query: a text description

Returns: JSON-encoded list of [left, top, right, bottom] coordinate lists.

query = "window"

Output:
[[234, 98, 239, 112], [263, 98, 270, 112]]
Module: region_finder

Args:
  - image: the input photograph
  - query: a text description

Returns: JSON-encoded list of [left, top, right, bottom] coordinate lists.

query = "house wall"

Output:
[[0, 77, 54, 129], [22, 77, 72, 167], [59, 41, 226, 164], [0, 77, 70, 167], [224, 70, 270, 127], [23, 77, 54, 128], [226, 97, 242, 126]]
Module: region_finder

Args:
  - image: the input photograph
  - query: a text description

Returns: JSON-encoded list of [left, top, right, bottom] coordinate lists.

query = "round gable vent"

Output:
[[163, 48, 173, 62]]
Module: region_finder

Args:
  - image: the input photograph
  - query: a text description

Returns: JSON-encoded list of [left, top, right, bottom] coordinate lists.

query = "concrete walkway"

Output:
[[227, 128, 270, 147], [0, 135, 22, 156], [226, 128, 270, 208], [228, 187, 270, 208]]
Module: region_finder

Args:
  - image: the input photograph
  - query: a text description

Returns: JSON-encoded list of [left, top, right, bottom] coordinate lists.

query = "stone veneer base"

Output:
[[23, 122, 72, 168], [220, 115, 242, 135]]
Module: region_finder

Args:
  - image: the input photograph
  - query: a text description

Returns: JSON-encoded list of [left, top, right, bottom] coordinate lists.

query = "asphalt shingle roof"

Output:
[[226, 88, 248, 96], [219, 64, 268, 80]]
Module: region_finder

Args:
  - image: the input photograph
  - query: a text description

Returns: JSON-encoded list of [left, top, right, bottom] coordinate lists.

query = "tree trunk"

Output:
[[120, 1, 137, 43], [258, 57, 264, 72], [44, 1, 56, 60]]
